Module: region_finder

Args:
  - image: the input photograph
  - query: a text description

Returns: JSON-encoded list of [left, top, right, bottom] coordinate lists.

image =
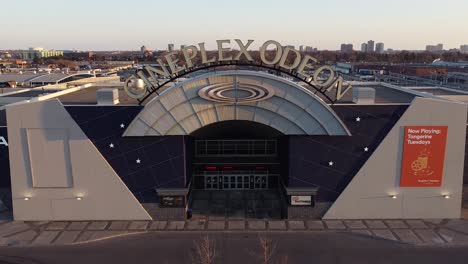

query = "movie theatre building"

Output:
[[0, 40, 467, 221]]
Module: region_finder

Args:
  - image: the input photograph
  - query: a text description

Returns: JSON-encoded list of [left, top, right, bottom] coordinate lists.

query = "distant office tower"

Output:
[[305, 46, 316, 52], [367, 40, 375, 52], [460, 45, 468, 53], [180, 45, 186, 50], [21, 48, 64, 60], [140, 45, 147, 56], [340, 44, 353, 53], [299, 45, 304, 52], [168, 44, 175, 52], [361, 43, 368, 52], [376, 43, 385, 53], [426, 44, 443, 52]]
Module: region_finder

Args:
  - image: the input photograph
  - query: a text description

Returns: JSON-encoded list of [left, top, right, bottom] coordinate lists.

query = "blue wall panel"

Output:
[[287, 105, 408, 202], [66, 106, 188, 203]]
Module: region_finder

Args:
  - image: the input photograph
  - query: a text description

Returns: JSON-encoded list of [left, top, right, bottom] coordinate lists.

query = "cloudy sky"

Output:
[[1, 0, 467, 51]]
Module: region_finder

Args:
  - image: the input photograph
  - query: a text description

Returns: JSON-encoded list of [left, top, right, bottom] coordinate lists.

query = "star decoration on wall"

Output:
[[355, 117, 361, 122], [364, 147, 369, 152], [109, 143, 114, 148], [328, 161, 334, 166], [136, 159, 141, 164], [120, 123, 125, 128]]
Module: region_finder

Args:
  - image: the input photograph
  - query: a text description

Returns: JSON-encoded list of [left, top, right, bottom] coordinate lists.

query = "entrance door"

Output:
[[204, 173, 270, 190], [205, 175, 219, 189], [254, 175, 268, 189], [243, 175, 250, 189], [222, 175, 237, 190]]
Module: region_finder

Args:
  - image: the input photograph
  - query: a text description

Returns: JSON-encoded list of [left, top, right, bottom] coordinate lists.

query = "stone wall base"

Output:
[[287, 202, 332, 219], [142, 203, 186, 220]]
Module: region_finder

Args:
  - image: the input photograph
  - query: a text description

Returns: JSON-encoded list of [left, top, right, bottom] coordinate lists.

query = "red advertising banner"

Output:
[[400, 126, 448, 187]]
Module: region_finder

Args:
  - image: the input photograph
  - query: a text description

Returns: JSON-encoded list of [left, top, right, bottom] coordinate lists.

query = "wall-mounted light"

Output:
[[24, 197, 30, 201], [328, 161, 334, 166], [76, 196, 83, 201], [443, 195, 450, 199], [391, 195, 397, 199]]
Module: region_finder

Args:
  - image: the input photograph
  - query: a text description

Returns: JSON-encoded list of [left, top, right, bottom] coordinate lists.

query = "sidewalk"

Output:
[[1, 217, 468, 247]]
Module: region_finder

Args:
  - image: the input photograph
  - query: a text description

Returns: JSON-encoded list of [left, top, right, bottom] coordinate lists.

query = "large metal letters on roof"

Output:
[[124, 39, 352, 105]]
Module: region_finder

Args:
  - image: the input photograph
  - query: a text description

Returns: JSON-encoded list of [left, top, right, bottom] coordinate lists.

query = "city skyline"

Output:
[[1, 0, 467, 51]]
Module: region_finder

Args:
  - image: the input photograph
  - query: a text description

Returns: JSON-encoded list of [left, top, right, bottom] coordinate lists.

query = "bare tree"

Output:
[[192, 235, 217, 264], [258, 236, 277, 264], [278, 255, 289, 264]]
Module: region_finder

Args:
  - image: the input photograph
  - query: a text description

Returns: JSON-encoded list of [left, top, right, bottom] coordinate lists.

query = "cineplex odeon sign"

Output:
[[124, 39, 351, 104]]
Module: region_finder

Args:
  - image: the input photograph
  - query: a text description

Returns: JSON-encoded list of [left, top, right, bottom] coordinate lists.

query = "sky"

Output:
[[1, 0, 467, 51]]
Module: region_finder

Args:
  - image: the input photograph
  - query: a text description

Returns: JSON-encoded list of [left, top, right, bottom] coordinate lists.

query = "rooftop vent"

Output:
[[352, 87, 375, 104], [97, 88, 119, 105]]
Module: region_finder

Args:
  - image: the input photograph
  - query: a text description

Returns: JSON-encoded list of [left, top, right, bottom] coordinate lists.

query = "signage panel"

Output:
[[291, 195, 312, 206], [124, 39, 352, 103], [400, 126, 448, 187]]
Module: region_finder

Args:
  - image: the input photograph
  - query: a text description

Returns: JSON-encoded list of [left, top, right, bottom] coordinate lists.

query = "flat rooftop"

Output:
[[408, 87, 467, 96], [1, 75, 468, 107]]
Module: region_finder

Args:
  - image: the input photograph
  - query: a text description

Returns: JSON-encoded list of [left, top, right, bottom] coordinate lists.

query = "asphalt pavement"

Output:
[[0, 231, 467, 264]]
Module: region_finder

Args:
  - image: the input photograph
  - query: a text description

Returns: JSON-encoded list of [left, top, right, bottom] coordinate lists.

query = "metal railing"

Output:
[[376, 73, 468, 90], [195, 140, 277, 157], [193, 170, 273, 177]]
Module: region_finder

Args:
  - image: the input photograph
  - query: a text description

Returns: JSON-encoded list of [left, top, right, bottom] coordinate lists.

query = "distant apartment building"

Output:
[[0, 52, 12, 59], [461, 45, 468, 53], [62, 51, 94, 59], [140, 45, 153, 58], [21, 48, 63, 60], [367, 40, 375, 52], [304, 46, 317, 52], [167, 44, 175, 52], [426, 44, 443, 52], [361, 43, 368, 52], [340, 44, 353, 53], [376, 42, 385, 53]]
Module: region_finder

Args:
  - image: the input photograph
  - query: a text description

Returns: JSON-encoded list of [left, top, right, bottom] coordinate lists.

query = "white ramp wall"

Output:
[[324, 97, 467, 219], [7, 99, 151, 220]]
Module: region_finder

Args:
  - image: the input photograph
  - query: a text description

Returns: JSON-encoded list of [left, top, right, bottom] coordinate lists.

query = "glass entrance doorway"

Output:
[[203, 172, 271, 190]]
